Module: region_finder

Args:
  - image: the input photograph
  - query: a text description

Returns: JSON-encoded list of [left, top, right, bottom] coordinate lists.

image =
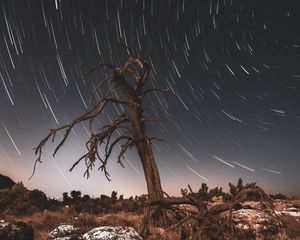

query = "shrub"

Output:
[[269, 193, 287, 200]]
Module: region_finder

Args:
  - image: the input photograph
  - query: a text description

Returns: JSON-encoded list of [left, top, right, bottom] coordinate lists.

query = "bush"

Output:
[[70, 190, 82, 201], [269, 193, 287, 200], [0, 183, 58, 215]]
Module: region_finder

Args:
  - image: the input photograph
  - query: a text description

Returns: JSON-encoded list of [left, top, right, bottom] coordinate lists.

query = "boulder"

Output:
[[0, 219, 34, 240], [83, 226, 142, 240], [48, 224, 82, 240]]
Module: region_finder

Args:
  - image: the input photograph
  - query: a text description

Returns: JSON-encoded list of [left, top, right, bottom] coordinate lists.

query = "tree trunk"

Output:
[[136, 139, 163, 199], [129, 102, 167, 229], [130, 102, 163, 200]]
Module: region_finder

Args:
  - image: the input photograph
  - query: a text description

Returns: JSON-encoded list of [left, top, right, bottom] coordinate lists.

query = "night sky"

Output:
[[0, 0, 300, 198]]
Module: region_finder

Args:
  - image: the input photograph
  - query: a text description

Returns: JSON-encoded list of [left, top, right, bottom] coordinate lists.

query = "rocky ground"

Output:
[[1, 199, 300, 240]]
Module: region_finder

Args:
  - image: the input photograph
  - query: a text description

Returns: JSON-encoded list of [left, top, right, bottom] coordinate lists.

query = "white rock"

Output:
[[0, 220, 9, 229], [83, 226, 142, 240], [49, 224, 79, 238], [275, 211, 300, 217]]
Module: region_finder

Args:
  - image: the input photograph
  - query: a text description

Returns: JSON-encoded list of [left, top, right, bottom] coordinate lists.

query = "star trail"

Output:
[[0, 0, 299, 198]]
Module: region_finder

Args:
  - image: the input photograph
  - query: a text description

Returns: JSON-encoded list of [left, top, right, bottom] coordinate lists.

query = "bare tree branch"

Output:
[[142, 87, 169, 97], [148, 136, 165, 142], [117, 139, 135, 166], [29, 97, 129, 180]]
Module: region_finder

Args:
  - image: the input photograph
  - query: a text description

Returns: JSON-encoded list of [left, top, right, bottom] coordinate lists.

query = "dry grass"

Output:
[[95, 211, 143, 226], [2, 208, 143, 240], [4, 208, 71, 239], [2, 203, 300, 240]]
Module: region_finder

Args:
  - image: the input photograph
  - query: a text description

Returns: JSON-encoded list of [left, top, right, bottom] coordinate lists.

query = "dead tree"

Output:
[[31, 56, 168, 200]]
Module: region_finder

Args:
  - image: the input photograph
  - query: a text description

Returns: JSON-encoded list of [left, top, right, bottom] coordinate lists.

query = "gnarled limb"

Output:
[[143, 183, 279, 237], [142, 87, 169, 97], [29, 97, 130, 180]]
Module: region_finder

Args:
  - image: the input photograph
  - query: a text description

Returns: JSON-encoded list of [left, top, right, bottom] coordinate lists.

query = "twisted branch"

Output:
[[29, 97, 130, 180], [145, 183, 278, 237]]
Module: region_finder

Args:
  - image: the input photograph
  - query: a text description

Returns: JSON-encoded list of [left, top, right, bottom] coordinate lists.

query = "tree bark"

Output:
[[129, 102, 163, 200], [136, 139, 163, 199]]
